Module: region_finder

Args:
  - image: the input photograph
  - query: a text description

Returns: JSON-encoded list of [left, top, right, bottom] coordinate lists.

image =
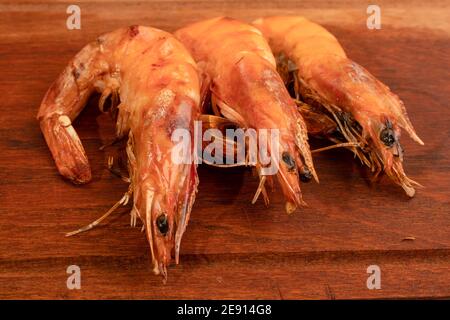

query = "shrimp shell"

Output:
[[254, 16, 423, 197], [37, 26, 201, 278], [175, 17, 318, 213]]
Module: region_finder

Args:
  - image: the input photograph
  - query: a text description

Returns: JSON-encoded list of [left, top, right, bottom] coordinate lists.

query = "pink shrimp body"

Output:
[[37, 26, 200, 278], [253, 16, 424, 196], [175, 17, 317, 213]]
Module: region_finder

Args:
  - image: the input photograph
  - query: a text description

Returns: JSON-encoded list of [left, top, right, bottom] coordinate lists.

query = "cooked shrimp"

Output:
[[175, 17, 318, 214], [253, 16, 424, 197], [37, 26, 200, 278]]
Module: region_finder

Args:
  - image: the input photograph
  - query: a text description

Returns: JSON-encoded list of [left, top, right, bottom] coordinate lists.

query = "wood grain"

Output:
[[0, 0, 449, 299]]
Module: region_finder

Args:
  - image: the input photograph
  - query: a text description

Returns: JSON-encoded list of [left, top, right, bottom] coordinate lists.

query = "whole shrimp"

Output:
[[253, 16, 424, 197], [37, 26, 200, 278], [175, 17, 318, 214]]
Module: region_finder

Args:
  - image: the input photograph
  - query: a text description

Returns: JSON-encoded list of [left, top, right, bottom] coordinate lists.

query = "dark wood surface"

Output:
[[0, 0, 449, 299]]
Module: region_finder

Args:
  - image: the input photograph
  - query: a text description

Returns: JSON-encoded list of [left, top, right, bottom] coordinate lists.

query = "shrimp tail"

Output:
[[37, 46, 100, 183], [39, 114, 91, 183]]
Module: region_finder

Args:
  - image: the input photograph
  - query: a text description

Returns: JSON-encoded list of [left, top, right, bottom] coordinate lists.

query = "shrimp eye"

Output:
[[282, 152, 296, 171], [156, 214, 169, 236], [300, 167, 312, 182], [380, 128, 396, 147]]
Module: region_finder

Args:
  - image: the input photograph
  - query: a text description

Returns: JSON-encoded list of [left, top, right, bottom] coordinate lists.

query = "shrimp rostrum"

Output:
[[37, 26, 200, 278], [253, 16, 424, 197], [175, 17, 318, 214]]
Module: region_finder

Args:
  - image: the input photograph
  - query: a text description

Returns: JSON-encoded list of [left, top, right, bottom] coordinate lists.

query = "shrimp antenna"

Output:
[[311, 142, 360, 153], [65, 190, 132, 237], [252, 174, 267, 205]]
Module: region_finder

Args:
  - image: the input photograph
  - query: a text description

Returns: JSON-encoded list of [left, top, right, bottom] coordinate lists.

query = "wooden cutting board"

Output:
[[0, 0, 449, 299]]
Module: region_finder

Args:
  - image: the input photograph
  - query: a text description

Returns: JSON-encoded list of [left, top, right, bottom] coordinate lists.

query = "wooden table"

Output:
[[0, 0, 449, 299]]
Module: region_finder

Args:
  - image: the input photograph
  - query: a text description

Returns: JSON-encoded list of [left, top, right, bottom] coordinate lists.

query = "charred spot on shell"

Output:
[[151, 62, 164, 68], [72, 62, 85, 80], [128, 25, 139, 38], [282, 152, 296, 172], [96, 36, 105, 46], [300, 167, 313, 183], [235, 56, 245, 65], [73, 69, 81, 80], [222, 17, 235, 22], [156, 213, 169, 236], [380, 128, 396, 147]]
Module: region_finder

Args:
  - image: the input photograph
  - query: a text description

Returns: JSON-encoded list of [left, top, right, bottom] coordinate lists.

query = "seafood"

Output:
[[37, 26, 201, 278], [175, 17, 318, 213], [253, 16, 424, 197]]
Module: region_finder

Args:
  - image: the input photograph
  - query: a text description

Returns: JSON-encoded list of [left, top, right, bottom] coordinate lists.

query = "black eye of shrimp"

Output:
[[156, 214, 169, 236], [282, 152, 296, 171], [380, 128, 396, 147], [300, 167, 313, 182]]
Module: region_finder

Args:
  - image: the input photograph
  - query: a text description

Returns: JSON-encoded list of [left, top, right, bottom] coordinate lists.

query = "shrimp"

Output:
[[253, 16, 424, 197], [175, 17, 318, 214], [37, 26, 200, 278]]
